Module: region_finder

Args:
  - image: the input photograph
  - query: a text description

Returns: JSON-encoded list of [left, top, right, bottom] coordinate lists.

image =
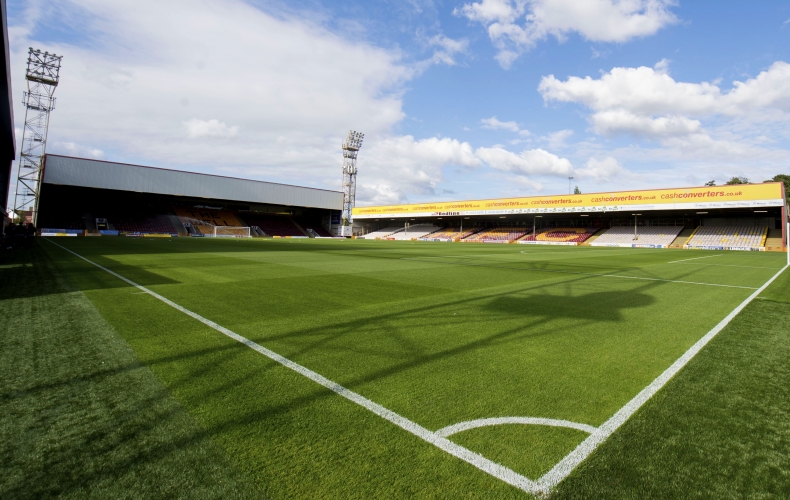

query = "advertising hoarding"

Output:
[[352, 183, 785, 219]]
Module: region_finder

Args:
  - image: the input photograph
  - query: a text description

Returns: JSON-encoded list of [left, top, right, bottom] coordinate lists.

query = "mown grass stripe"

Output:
[[44, 238, 542, 495]]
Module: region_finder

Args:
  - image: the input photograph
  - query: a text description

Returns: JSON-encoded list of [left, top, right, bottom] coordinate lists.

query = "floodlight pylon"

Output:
[[340, 130, 363, 236], [13, 48, 63, 226]]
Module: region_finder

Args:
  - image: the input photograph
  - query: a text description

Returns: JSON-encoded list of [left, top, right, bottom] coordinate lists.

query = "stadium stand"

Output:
[[175, 207, 244, 227], [519, 227, 598, 245], [764, 229, 785, 252], [685, 225, 768, 250], [109, 212, 177, 234], [388, 224, 440, 240], [669, 228, 696, 249], [579, 231, 602, 246], [293, 217, 333, 237], [237, 213, 306, 237], [38, 213, 85, 230], [589, 226, 683, 248], [419, 227, 480, 241], [462, 227, 530, 243], [361, 227, 403, 239]]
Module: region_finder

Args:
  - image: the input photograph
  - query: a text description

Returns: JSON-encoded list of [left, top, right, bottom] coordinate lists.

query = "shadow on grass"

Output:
[[0, 245, 262, 499], [10, 236, 734, 497], [486, 290, 655, 321], [0, 240, 181, 301], [140, 279, 664, 440]]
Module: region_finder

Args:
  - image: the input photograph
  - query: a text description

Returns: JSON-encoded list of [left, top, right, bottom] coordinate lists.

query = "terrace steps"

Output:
[[765, 229, 785, 252], [669, 228, 696, 248], [579, 232, 602, 246], [289, 218, 311, 238]]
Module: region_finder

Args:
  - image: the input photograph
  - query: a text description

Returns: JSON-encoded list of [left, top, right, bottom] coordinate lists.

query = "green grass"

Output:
[[2, 237, 788, 498], [0, 242, 262, 499], [552, 272, 790, 499]]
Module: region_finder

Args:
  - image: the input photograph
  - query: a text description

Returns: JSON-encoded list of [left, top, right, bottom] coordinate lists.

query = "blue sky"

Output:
[[6, 0, 790, 206]]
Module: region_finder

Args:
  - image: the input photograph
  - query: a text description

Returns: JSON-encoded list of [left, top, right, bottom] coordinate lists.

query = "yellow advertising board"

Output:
[[352, 183, 785, 219]]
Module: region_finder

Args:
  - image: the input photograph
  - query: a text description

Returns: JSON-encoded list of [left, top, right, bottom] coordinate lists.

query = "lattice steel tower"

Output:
[[340, 130, 363, 236], [13, 48, 63, 226]]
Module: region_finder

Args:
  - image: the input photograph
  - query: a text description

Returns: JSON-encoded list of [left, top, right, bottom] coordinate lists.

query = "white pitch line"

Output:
[[45, 238, 788, 495], [534, 261, 789, 495], [44, 239, 540, 495], [401, 258, 757, 290], [671, 263, 782, 270], [667, 254, 723, 264], [435, 417, 597, 438]]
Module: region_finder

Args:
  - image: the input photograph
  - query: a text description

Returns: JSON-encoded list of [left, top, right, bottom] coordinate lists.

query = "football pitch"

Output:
[[3, 237, 790, 498]]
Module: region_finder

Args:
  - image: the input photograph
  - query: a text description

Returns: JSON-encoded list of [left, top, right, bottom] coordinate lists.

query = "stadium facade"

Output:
[[33, 151, 788, 252], [352, 183, 788, 251], [37, 155, 344, 238]]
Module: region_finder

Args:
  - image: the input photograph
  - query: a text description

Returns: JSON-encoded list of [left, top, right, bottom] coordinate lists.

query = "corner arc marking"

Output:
[[45, 238, 786, 496], [435, 417, 597, 438], [535, 262, 790, 495]]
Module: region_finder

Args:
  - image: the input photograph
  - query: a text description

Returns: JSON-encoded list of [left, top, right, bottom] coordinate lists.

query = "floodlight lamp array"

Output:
[[343, 130, 364, 151], [25, 47, 63, 86]]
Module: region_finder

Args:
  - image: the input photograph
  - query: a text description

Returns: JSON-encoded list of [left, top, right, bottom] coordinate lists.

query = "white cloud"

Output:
[[538, 60, 790, 160], [426, 34, 469, 66], [357, 136, 481, 204], [480, 116, 531, 135], [9, 0, 481, 203], [475, 146, 573, 176], [504, 175, 544, 191], [575, 156, 628, 183], [183, 119, 239, 138], [10, 0, 588, 207], [590, 110, 702, 137], [456, 0, 524, 25], [481, 116, 519, 132], [590, 46, 612, 60], [653, 58, 670, 74], [539, 61, 790, 119], [543, 129, 574, 148], [52, 141, 106, 159], [456, 0, 677, 68]]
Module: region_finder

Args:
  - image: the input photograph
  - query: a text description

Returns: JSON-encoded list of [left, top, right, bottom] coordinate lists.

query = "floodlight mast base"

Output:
[[13, 48, 63, 227], [340, 130, 364, 237]]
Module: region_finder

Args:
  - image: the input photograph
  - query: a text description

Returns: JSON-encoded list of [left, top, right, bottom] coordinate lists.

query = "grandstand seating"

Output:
[[237, 213, 306, 237], [110, 213, 177, 234], [590, 226, 683, 247], [685, 225, 767, 249], [520, 227, 598, 244], [419, 227, 480, 241], [388, 224, 440, 240], [306, 225, 333, 237], [292, 217, 333, 237], [361, 227, 403, 239], [39, 214, 85, 230], [175, 207, 244, 227], [462, 227, 529, 243]]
